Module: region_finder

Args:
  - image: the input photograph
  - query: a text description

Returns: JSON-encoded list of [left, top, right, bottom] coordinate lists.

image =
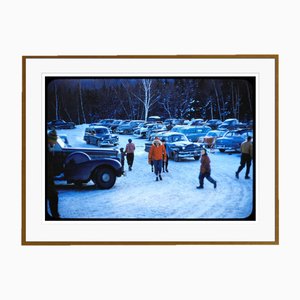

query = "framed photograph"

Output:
[[22, 55, 278, 245]]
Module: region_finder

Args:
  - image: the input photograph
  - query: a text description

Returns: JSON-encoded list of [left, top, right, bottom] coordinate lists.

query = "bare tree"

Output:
[[122, 79, 160, 121], [78, 81, 87, 124], [54, 83, 60, 120]]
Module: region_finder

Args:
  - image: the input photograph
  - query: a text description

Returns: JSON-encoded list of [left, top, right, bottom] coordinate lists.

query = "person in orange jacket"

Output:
[[148, 138, 166, 181]]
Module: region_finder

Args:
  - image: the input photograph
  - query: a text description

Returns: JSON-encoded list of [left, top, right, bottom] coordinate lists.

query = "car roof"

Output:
[[88, 125, 109, 129]]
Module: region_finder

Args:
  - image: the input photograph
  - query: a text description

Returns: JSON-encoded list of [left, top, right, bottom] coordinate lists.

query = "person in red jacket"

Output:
[[148, 138, 166, 181], [197, 148, 217, 189]]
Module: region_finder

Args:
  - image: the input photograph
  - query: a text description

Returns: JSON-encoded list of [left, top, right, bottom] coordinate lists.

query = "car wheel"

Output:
[[219, 149, 225, 153], [93, 167, 116, 189], [97, 140, 102, 147], [194, 156, 200, 160], [174, 152, 180, 162], [86, 139, 90, 144]]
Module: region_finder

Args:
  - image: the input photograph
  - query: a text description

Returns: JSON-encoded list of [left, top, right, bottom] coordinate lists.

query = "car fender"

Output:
[[64, 157, 122, 182]]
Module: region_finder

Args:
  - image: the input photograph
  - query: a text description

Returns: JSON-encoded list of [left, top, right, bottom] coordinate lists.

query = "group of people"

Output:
[[46, 130, 253, 220]]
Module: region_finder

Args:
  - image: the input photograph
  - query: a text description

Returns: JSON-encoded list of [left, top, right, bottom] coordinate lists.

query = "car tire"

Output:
[[93, 167, 116, 189], [174, 152, 180, 162], [86, 139, 90, 144], [97, 140, 102, 147], [194, 156, 200, 160], [219, 149, 225, 153]]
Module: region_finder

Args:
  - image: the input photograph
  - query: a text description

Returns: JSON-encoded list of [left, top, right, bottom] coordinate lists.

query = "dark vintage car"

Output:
[[215, 130, 253, 152], [205, 119, 222, 129], [188, 118, 205, 126], [170, 125, 212, 142], [217, 118, 246, 131], [98, 119, 115, 127], [145, 132, 203, 162], [48, 119, 76, 130], [116, 120, 145, 134], [50, 137, 123, 189], [109, 120, 130, 132], [84, 126, 119, 147]]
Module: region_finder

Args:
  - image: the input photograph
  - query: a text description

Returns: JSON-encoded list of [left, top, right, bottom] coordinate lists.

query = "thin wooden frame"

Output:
[[22, 55, 279, 245]]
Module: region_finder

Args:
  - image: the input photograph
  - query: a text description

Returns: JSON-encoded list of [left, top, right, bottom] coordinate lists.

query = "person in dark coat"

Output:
[[46, 130, 60, 220], [125, 139, 135, 171], [197, 148, 217, 189], [119, 147, 126, 173], [236, 136, 253, 179]]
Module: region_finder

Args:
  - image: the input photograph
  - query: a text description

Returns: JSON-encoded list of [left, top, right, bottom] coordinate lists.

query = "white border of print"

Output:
[[22, 56, 277, 244]]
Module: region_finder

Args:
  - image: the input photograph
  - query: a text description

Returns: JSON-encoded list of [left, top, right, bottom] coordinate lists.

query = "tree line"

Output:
[[46, 77, 255, 124]]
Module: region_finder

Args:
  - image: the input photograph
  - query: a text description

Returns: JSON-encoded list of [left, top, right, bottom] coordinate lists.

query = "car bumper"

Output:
[[216, 145, 240, 151], [177, 150, 201, 158]]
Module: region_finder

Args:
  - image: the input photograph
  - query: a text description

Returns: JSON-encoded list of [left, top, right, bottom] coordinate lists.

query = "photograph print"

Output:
[[46, 76, 255, 221]]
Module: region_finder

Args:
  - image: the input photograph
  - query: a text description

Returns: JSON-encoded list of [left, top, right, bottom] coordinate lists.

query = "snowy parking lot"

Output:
[[55, 125, 254, 219]]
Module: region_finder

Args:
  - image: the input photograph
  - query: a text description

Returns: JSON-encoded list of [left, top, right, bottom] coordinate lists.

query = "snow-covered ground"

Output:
[[55, 125, 254, 219]]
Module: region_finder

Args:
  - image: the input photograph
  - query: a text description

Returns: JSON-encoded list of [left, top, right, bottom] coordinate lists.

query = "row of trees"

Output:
[[46, 77, 254, 124]]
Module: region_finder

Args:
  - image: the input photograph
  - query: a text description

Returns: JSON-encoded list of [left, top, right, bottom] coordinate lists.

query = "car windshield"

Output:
[[94, 128, 109, 134], [172, 135, 188, 142]]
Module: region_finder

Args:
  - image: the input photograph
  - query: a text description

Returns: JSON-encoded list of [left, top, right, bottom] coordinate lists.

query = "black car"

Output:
[[48, 119, 76, 130], [84, 126, 119, 147], [50, 138, 123, 189], [116, 120, 145, 134], [217, 118, 246, 131], [206, 119, 222, 129], [145, 132, 203, 162]]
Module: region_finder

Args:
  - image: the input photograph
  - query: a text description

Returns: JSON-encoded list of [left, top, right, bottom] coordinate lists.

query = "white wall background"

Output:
[[0, 0, 296, 299]]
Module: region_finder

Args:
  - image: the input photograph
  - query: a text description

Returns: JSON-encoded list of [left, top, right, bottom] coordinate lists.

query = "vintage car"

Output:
[[215, 130, 253, 152], [116, 120, 145, 134], [84, 126, 119, 147], [50, 137, 123, 189], [133, 123, 155, 138], [48, 119, 76, 130], [170, 125, 212, 142], [109, 120, 129, 132], [146, 124, 168, 140], [98, 119, 115, 127], [188, 118, 205, 126], [205, 119, 222, 129], [217, 118, 246, 131], [145, 132, 203, 162]]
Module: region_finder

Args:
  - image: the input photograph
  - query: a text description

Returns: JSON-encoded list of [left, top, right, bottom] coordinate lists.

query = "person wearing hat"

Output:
[[125, 138, 135, 171], [148, 138, 166, 181], [197, 148, 217, 189], [46, 129, 61, 219]]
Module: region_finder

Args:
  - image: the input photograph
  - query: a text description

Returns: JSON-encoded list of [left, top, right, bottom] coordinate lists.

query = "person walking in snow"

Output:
[[46, 129, 61, 219], [148, 138, 166, 181], [125, 139, 135, 171], [235, 136, 253, 179], [161, 138, 169, 172], [197, 148, 217, 189]]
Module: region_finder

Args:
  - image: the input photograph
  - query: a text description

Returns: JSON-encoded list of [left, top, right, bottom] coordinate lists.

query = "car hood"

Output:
[[169, 141, 196, 147]]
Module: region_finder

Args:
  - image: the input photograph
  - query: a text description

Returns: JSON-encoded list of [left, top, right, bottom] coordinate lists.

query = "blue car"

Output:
[[171, 125, 212, 142], [215, 130, 253, 152]]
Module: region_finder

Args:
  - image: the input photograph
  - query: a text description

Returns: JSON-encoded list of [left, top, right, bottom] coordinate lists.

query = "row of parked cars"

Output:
[[47, 117, 253, 190]]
